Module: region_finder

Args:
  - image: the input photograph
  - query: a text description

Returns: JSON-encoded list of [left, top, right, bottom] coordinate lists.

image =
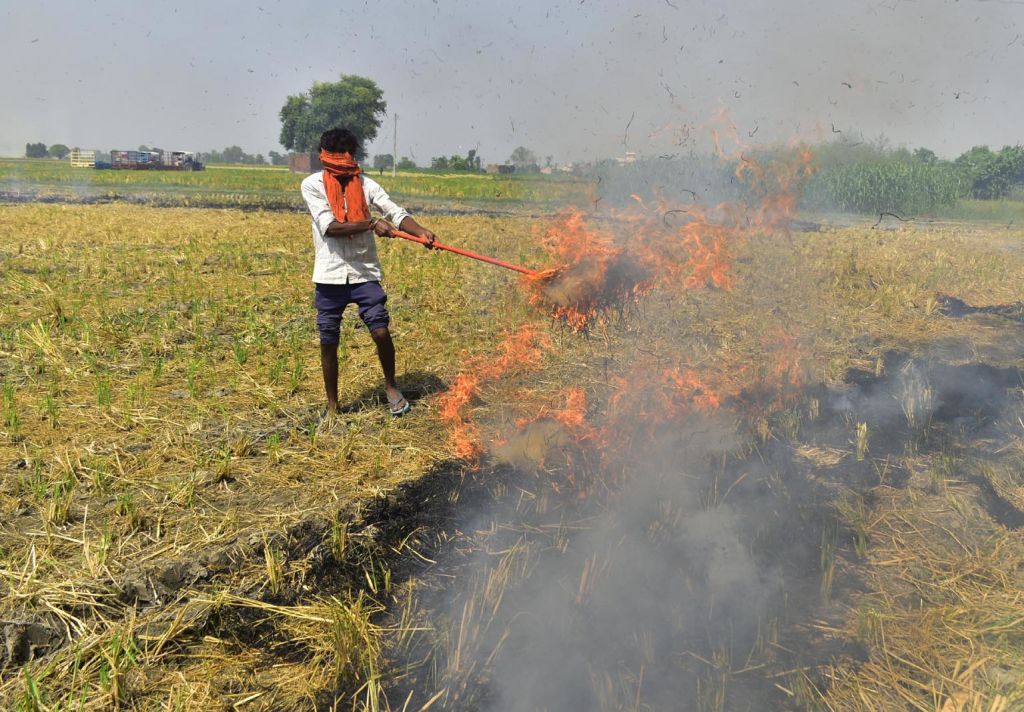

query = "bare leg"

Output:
[[320, 343, 340, 412], [370, 327, 402, 404]]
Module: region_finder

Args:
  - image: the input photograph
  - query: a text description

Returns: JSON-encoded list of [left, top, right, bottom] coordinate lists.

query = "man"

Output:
[[301, 127, 436, 417]]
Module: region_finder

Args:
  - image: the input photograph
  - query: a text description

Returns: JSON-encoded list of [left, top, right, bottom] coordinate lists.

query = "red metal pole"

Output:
[[390, 229, 542, 277]]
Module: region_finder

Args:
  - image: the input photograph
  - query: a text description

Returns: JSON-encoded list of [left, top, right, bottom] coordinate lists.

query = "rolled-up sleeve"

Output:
[[366, 179, 411, 227], [301, 178, 336, 235]]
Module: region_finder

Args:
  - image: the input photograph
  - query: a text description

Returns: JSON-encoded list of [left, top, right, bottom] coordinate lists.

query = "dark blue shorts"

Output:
[[314, 281, 390, 344]]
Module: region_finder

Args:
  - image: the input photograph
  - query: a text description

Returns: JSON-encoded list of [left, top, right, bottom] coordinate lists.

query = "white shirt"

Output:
[[301, 172, 412, 284]]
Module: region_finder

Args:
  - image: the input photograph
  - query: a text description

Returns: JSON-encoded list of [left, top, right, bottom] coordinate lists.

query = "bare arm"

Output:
[[398, 216, 436, 246], [364, 178, 437, 248], [324, 219, 373, 237], [370, 216, 436, 249]]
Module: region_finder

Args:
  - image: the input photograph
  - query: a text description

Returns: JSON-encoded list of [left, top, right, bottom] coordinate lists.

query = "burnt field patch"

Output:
[[4, 199, 1024, 710], [356, 350, 1024, 711]]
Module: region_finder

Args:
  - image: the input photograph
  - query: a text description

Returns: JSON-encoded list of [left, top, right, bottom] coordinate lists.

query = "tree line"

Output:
[[608, 137, 1024, 217], [194, 146, 288, 166], [25, 138, 546, 175], [25, 142, 72, 159], [25, 142, 290, 166]]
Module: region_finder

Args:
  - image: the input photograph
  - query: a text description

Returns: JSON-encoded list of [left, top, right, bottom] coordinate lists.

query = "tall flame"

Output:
[[523, 144, 813, 332]]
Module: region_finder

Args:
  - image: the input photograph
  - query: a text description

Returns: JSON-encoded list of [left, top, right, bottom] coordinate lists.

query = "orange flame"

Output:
[[442, 130, 816, 491], [523, 210, 650, 332], [513, 387, 595, 441], [523, 143, 814, 332], [606, 360, 725, 442], [437, 325, 551, 463]]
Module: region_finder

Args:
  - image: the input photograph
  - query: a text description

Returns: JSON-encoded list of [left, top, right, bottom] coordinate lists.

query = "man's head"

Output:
[[320, 128, 360, 156]]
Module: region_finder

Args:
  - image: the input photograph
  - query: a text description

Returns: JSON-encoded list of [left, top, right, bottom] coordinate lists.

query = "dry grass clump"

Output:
[[746, 223, 1024, 710], [0, 203, 541, 708], [820, 476, 1024, 711]]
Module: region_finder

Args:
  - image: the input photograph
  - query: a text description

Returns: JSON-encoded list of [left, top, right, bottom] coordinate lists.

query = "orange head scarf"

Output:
[[320, 150, 370, 223]]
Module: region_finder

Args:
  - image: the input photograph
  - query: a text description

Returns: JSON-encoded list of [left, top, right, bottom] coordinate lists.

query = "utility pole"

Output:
[[392, 113, 398, 178]]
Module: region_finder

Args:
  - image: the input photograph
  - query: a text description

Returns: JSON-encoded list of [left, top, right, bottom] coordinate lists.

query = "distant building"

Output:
[[289, 152, 322, 174], [485, 164, 516, 175], [616, 151, 638, 166]]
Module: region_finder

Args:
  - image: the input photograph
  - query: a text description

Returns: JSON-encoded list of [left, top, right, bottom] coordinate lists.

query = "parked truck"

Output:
[[108, 150, 203, 171], [69, 149, 96, 168]]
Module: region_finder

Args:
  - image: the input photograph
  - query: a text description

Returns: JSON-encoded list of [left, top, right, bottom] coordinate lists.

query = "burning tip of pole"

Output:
[[527, 266, 563, 281], [522, 253, 651, 332], [533, 261, 605, 306]]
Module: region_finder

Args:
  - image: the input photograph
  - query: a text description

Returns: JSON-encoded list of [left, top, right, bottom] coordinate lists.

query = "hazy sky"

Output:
[[2, 0, 1022, 163]]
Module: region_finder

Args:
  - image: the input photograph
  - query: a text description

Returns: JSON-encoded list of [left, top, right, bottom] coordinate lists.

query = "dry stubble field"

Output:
[[2, 199, 1024, 710]]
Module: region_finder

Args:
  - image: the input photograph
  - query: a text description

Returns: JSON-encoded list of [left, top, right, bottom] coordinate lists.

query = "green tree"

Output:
[[48, 144, 70, 159], [278, 75, 387, 157], [449, 155, 468, 170], [221, 146, 245, 163], [431, 156, 449, 170], [510, 146, 538, 170], [912, 147, 937, 165], [25, 142, 47, 158], [268, 150, 287, 166], [397, 156, 417, 170], [202, 146, 267, 165], [954, 145, 1021, 199], [998, 144, 1024, 184], [278, 95, 308, 152], [372, 154, 394, 171]]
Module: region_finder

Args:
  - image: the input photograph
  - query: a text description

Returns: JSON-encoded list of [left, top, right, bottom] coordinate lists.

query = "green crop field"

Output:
[[0, 159, 592, 211]]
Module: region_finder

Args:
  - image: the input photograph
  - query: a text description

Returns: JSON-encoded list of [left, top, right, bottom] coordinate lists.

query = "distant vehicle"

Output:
[[109, 150, 204, 171], [69, 149, 96, 168]]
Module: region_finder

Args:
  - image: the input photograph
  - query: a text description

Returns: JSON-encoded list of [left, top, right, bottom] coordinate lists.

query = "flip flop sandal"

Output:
[[388, 394, 411, 417]]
